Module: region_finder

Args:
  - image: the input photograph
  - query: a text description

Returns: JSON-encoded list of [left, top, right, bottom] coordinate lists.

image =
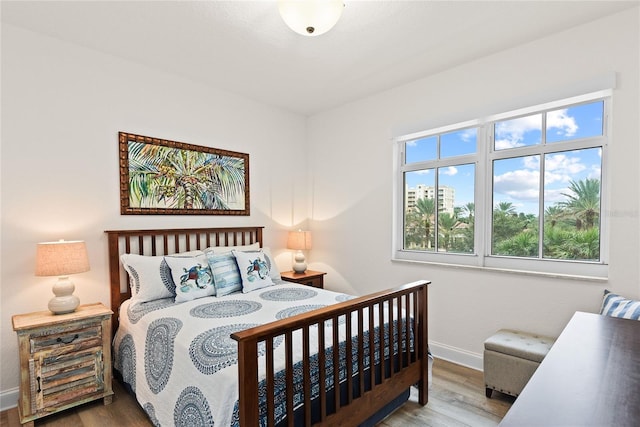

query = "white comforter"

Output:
[[113, 281, 394, 427]]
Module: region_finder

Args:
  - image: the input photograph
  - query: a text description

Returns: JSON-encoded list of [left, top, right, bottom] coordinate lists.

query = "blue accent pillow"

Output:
[[600, 290, 640, 320], [206, 252, 242, 297]]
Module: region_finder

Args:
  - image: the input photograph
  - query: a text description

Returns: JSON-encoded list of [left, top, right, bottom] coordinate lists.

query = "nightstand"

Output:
[[12, 303, 114, 427], [280, 270, 326, 289]]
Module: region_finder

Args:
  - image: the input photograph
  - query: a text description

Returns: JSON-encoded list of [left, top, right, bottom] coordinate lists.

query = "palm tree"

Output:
[[415, 197, 435, 249], [566, 227, 600, 260], [462, 202, 475, 222], [495, 230, 538, 257], [544, 205, 564, 228], [558, 178, 600, 230], [128, 142, 245, 210], [496, 202, 517, 215], [438, 212, 459, 251], [492, 201, 526, 252]]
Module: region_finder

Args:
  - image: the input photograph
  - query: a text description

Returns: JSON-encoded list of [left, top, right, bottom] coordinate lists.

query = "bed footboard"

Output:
[[231, 280, 429, 427]]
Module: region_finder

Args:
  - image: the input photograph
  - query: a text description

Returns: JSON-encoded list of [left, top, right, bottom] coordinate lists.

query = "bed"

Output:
[[106, 226, 430, 427]]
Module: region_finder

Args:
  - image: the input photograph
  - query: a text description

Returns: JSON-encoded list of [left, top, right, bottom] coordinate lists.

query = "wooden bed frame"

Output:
[[105, 226, 429, 427]]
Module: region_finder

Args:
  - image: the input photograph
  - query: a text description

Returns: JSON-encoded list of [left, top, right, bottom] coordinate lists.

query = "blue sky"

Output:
[[405, 101, 603, 215]]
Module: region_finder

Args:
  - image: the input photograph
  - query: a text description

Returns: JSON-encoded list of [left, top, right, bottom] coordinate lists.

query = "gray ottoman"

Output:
[[483, 329, 555, 398]]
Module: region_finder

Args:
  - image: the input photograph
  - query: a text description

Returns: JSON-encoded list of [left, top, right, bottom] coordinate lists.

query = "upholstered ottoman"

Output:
[[483, 329, 555, 398]]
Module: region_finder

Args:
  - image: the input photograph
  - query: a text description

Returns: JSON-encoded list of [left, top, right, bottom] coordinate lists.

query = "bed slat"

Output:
[[266, 339, 275, 426]]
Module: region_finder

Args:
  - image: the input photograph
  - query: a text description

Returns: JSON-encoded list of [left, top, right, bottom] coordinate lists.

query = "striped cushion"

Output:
[[600, 290, 640, 320], [205, 252, 242, 297]]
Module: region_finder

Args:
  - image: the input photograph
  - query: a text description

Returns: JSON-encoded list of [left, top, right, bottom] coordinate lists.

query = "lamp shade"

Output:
[[278, 0, 344, 36], [36, 240, 90, 277], [287, 230, 312, 251]]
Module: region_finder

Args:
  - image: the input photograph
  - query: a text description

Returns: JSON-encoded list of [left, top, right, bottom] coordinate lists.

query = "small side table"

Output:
[[280, 270, 326, 289], [12, 303, 113, 426]]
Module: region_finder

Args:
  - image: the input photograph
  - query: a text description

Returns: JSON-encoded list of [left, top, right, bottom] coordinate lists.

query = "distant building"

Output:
[[406, 184, 455, 215]]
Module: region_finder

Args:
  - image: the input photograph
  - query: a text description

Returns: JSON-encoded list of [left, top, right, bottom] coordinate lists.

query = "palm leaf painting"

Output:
[[119, 132, 249, 215]]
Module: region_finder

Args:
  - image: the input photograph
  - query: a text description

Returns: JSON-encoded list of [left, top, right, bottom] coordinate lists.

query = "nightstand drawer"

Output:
[[30, 323, 102, 354], [299, 277, 323, 288], [280, 270, 326, 289]]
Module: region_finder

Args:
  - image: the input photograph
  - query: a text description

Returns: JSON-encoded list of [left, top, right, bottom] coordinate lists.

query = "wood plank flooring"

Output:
[[1, 358, 513, 427]]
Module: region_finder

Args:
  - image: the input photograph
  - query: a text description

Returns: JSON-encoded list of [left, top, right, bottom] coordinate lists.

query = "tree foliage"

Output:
[[404, 178, 600, 261], [127, 141, 245, 210]]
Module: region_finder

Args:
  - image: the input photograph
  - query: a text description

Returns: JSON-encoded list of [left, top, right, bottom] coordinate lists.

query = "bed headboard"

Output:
[[104, 226, 264, 336]]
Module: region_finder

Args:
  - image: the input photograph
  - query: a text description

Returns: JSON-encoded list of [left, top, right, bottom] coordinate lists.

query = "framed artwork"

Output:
[[119, 132, 249, 215]]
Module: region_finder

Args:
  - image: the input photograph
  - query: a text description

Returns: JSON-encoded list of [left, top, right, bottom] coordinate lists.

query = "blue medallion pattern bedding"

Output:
[[113, 281, 414, 427]]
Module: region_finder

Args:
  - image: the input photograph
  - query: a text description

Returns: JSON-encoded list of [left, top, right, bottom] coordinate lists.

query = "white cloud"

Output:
[[494, 169, 540, 202], [547, 109, 578, 137], [459, 129, 476, 142], [544, 188, 568, 204], [495, 115, 541, 149], [522, 156, 539, 170], [544, 153, 586, 185], [545, 153, 584, 173], [441, 166, 458, 176]]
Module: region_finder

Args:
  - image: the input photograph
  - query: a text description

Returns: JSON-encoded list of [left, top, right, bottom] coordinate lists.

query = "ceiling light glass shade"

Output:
[[278, 0, 344, 36]]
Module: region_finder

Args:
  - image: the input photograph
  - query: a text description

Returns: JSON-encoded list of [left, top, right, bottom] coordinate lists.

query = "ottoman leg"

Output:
[[486, 387, 493, 398]]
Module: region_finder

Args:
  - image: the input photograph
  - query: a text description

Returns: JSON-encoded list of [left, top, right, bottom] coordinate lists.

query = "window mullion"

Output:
[[476, 124, 489, 262], [434, 164, 440, 251], [538, 154, 545, 260]]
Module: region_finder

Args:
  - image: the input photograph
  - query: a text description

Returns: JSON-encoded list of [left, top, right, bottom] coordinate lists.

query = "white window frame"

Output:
[[392, 90, 611, 279]]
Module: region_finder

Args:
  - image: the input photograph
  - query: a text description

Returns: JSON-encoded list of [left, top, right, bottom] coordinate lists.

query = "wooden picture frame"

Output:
[[119, 132, 249, 215]]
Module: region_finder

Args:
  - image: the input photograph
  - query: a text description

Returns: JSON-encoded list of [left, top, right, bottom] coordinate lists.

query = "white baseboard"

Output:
[[0, 387, 18, 412], [429, 339, 483, 371]]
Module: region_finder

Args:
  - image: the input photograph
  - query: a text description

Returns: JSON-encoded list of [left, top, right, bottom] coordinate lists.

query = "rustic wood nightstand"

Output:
[[12, 303, 114, 427], [280, 270, 326, 289]]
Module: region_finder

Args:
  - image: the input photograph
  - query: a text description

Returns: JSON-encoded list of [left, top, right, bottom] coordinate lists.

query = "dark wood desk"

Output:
[[500, 311, 640, 427]]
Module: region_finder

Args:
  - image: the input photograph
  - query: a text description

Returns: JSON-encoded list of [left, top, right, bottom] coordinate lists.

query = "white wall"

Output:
[[307, 9, 639, 368], [0, 25, 308, 407]]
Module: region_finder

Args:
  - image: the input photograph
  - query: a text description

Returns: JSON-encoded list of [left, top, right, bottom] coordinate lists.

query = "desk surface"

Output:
[[499, 311, 640, 427]]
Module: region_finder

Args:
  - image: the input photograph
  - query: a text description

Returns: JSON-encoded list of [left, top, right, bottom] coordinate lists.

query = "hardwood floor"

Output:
[[1, 358, 513, 427], [378, 359, 514, 427]]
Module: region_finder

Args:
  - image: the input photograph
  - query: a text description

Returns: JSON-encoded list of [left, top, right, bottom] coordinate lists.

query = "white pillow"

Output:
[[207, 242, 260, 254], [164, 254, 215, 303], [232, 250, 274, 293], [120, 254, 175, 305], [244, 247, 281, 281]]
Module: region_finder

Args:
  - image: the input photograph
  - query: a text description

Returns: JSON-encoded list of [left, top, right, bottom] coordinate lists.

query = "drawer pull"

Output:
[[36, 376, 41, 393], [57, 334, 79, 344]]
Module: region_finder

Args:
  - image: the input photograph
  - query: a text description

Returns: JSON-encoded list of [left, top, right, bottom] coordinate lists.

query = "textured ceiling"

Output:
[[2, 1, 637, 116]]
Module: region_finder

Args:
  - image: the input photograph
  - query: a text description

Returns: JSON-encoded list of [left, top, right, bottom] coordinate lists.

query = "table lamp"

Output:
[[287, 230, 312, 273], [36, 240, 90, 314]]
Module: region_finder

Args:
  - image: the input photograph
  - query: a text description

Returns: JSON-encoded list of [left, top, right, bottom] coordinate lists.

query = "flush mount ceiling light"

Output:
[[278, 0, 345, 36]]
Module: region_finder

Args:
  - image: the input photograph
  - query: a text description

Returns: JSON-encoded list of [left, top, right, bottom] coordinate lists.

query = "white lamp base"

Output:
[[49, 276, 80, 314], [292, 250, 307, 273]]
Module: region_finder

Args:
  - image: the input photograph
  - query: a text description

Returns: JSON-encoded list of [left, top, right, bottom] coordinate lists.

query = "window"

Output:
[[403, 128, 477, 255], [394, 92, 610, 278]]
